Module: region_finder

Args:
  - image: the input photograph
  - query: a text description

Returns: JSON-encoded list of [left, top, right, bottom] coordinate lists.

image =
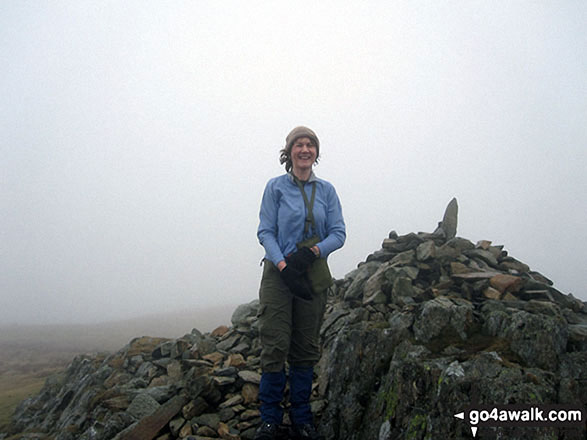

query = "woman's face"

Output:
[[290, 137, 317, 172]]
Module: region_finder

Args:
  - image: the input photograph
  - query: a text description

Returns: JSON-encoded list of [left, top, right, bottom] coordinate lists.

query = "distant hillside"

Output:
[[0, 304, 236, 370]]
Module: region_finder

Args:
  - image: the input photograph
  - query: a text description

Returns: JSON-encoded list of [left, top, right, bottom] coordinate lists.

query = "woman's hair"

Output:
[[279, 126, 321, 173]]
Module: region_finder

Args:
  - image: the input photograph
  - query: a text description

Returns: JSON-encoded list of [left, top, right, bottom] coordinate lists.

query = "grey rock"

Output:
[[320, 304, 351, 340], [363, 289, 387, 305], [416, 240, 436, 261], [559, 352, 587, 403], [390, 249, 416, 267], [230, 342, 250, 354], [568, 324, 587, 352], [366, 249, 396, 263], [237, 370, 261, 384], [190, 336, 217, 357], [362, 263, 391, 305], [97, 412, 135, 440], [343, 261, 381, 301], [231, 300, 259, 329], [141, 385, 177, 403], [387, 311, 414, 342], [413, 296, 474, 343], [219, 394, 244, 409], [170, 339, 191, 359], [168, 416, 185, 437], [444, 237, 475, 253], [318, 321, 400, 440], [484, 308, 568, 371], [216, 334, 240, 352], [499, 256, 530, 273], [390, 277, 415, 302], [156, 340, 176, 358], [464, 248, 500, 268], [193, 412, 221, 430], [212, 376, 236, 386], [126, 394, 161, 420], [435, 197, 458, 240], [218, 406, 235, 422], [214, 366, 237, 377], [378, 420, 391, 440], [135, 361, 157, 380], [116, 394, 187, 440]]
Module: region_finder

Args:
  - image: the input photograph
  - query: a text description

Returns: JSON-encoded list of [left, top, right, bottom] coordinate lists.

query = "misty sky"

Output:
[[1, 1, 586, 325]]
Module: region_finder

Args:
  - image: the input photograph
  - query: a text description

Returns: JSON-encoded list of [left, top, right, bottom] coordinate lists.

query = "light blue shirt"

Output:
[[258, 172, 346, 266]]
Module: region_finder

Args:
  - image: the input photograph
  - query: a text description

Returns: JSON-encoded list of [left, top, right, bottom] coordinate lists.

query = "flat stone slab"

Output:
[[119, 394, 187, 440], [451, 271, 501, 280]]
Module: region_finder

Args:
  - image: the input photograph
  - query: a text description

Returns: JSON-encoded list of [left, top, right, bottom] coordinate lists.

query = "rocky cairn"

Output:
[[3, 199, 586, 440]]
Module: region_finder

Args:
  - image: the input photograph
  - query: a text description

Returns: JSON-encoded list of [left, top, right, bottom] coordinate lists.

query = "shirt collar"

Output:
[[287, 171, 318, 184]]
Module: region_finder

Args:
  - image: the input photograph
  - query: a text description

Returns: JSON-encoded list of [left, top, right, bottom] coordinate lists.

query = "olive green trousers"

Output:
[[258, 260, 327, 373]]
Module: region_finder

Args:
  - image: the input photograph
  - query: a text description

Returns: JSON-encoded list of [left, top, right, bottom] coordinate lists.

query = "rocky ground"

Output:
[[2, 200, 586, 440]]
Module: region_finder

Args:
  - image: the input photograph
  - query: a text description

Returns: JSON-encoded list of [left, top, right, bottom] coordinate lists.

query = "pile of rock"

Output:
[[4, 199, 587, 440], [4, 301, 268, 440], [314, 200, 587, 440], [317, 228, 586, 438]]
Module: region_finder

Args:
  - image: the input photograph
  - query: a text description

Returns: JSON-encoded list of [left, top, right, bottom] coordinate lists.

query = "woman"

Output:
[[256, 126, 346, 440]]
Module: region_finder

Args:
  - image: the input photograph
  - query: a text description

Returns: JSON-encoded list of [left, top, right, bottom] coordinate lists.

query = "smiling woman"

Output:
[[279, 126, 320, 176], [290, 138, 318, 179], [255, 126, 346, 439]]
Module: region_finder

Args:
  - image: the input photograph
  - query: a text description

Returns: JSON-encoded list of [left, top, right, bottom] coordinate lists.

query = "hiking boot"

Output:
[[254, 422, 281, 440], [290, 423, 324, 440]]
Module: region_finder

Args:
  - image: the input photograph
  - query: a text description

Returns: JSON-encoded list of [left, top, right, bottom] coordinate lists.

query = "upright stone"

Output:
[[441, 198, 458, 240], [433, 198, 459, 240]]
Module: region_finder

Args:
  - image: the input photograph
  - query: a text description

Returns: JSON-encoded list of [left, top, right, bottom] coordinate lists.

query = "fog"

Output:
[[2, 1, 586, 325]]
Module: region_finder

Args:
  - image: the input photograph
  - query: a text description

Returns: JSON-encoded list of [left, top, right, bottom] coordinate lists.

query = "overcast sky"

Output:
[[1, 1, 586, 325]]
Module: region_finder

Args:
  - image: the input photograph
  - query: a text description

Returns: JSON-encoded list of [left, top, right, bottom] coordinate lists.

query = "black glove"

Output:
[[286, 247, 318, 272], [280, 265, 313, 300]]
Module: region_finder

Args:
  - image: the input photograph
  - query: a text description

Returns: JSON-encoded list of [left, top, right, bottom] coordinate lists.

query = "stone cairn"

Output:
[[4, 198, 587, 440]]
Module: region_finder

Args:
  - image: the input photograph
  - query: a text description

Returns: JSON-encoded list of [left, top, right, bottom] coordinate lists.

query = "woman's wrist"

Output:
[[310, 246, 320, 257], [276, 260, 287, 271]]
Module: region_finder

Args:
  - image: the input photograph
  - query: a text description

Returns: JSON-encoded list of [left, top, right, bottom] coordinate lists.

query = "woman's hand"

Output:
[[286, 247, 317, 272], [279, 265, 313, 300]]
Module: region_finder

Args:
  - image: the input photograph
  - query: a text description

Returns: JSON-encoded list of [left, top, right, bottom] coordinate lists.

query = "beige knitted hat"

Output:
[[285, 126, 320, 153]]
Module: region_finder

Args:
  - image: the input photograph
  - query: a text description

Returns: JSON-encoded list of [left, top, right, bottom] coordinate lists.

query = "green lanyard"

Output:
[[294, 176, 317, 237]]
